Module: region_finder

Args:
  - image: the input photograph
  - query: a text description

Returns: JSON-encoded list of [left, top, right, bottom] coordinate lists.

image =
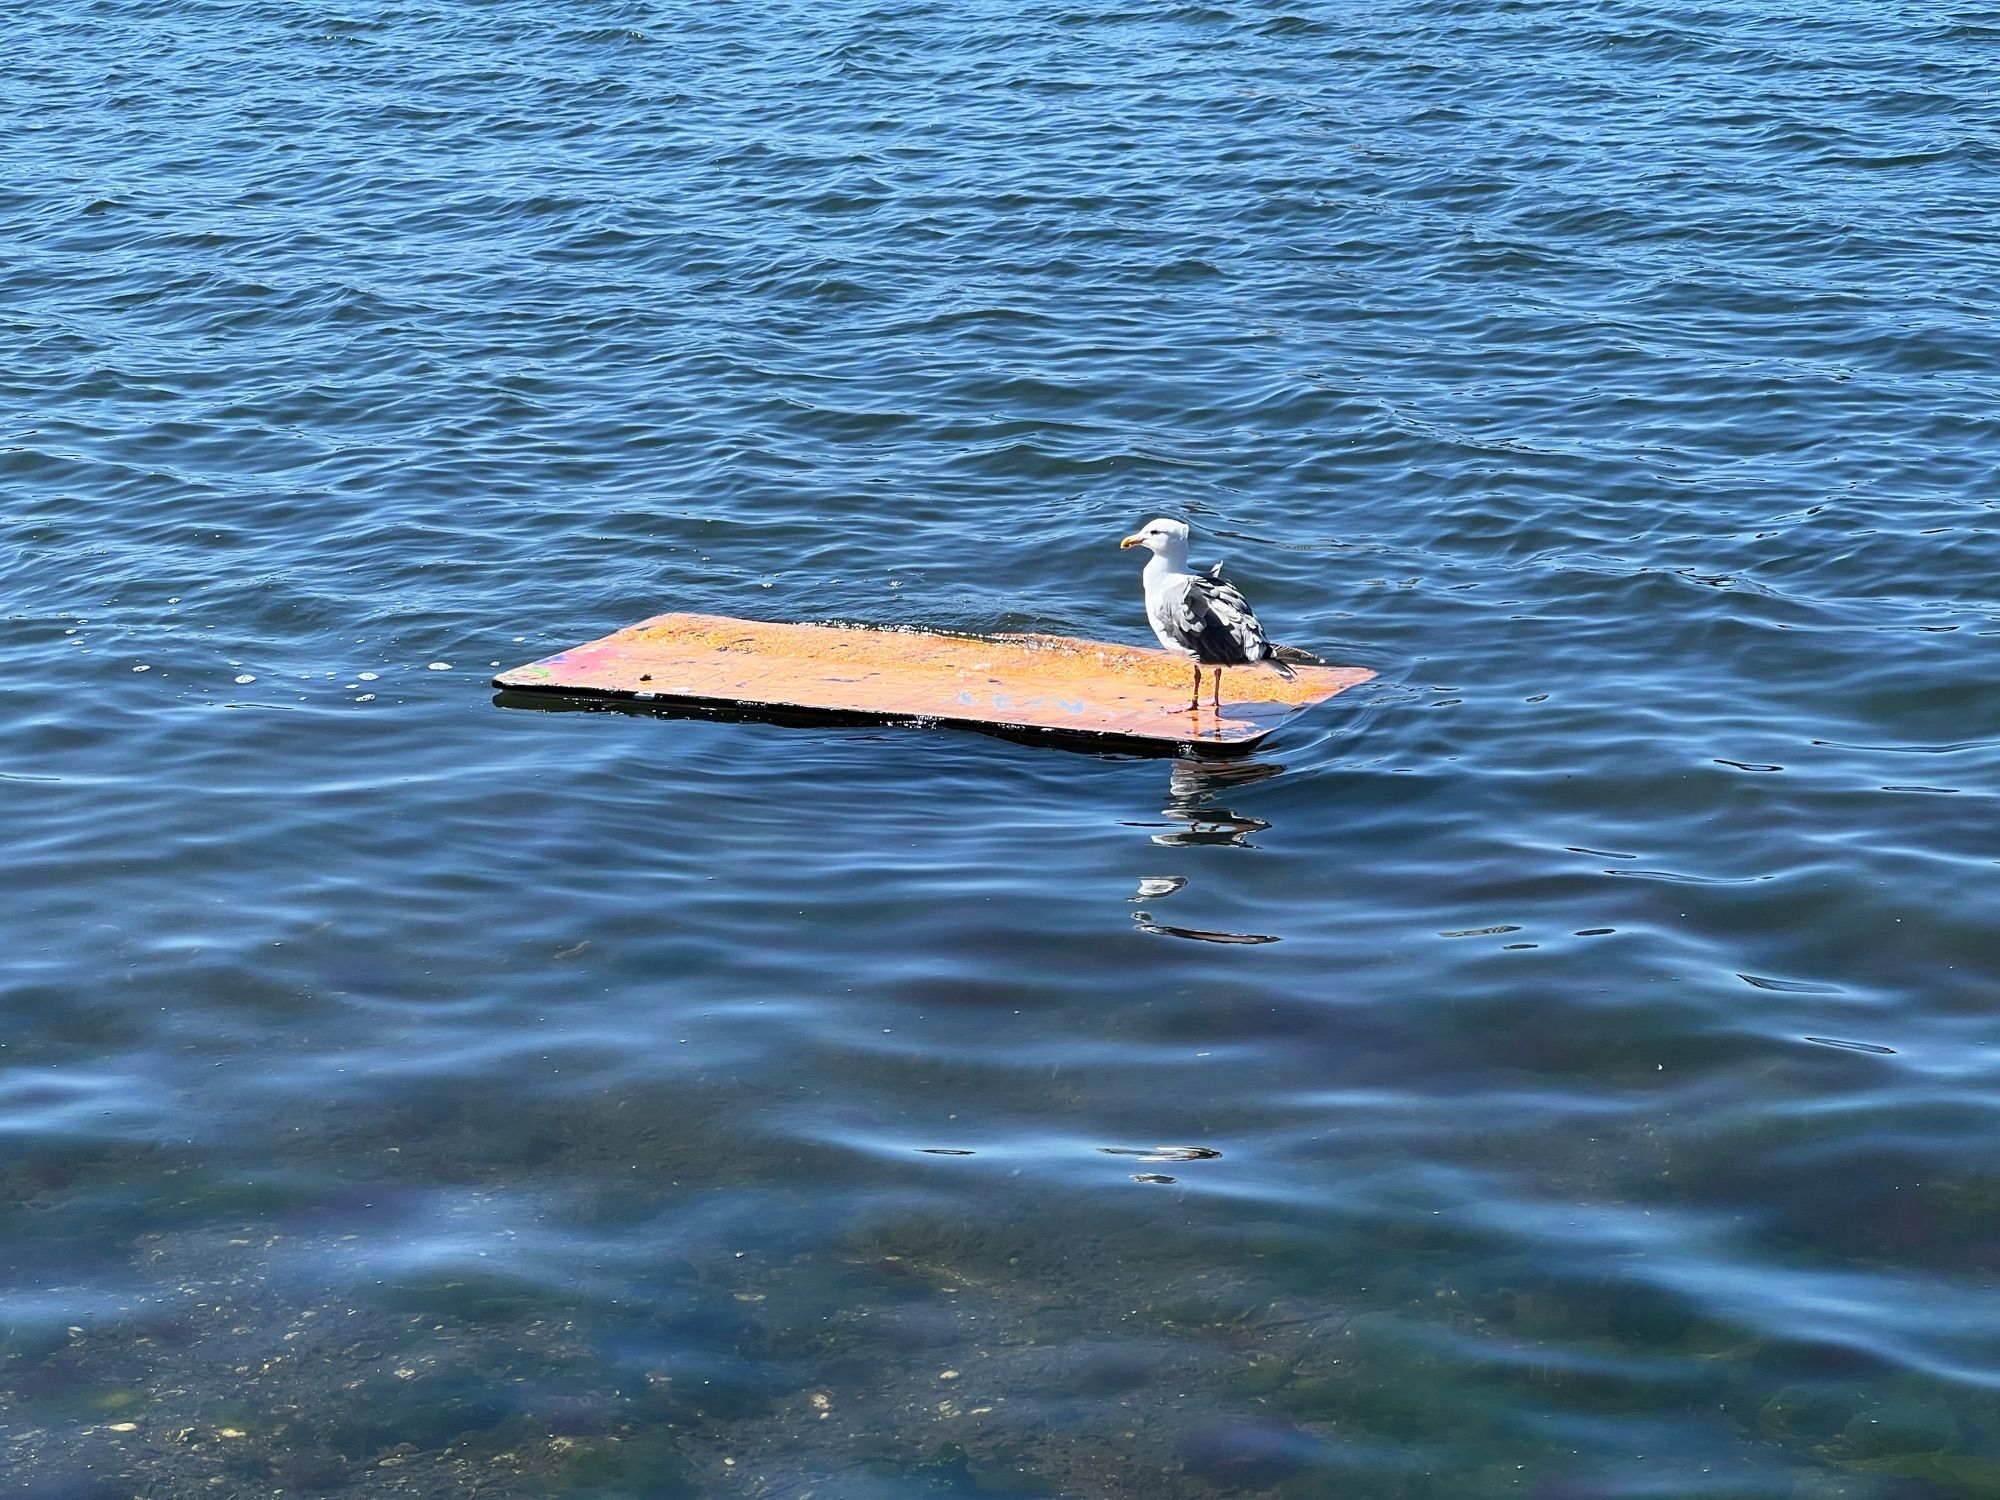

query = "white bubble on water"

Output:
[[132, 664, 150, 672], [234, 674, 256, 684], [427, 662, 451, 671], [358, 672, 378, 681]]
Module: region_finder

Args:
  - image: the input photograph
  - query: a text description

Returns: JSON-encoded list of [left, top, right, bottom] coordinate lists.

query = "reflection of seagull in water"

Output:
[[1156, 754, 1283, 848], [1121, 517, 1293, 712], [1129, 753, 1285, 945]]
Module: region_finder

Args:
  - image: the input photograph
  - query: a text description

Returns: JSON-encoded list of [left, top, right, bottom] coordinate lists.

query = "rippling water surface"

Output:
[[6, 1, 2000, 1494]]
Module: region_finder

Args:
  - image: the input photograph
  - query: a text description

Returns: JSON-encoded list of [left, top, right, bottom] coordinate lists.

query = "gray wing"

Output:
[[1183, 574, 1274, 665], [1148, 575, 1207, 654]]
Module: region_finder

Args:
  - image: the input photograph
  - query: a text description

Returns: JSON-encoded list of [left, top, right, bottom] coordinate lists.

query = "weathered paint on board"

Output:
[[495, 612, 1375, 752]]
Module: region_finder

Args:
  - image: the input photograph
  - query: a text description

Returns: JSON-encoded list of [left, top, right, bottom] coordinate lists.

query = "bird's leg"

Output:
[[1212, 668, 1223, 711], [1184, 664, 1202, 712]]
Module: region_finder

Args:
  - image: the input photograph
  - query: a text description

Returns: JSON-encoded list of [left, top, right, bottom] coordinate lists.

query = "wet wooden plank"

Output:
[[494, 612, 1374, 752]]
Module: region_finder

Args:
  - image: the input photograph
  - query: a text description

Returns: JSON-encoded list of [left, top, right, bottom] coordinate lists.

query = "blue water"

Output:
[[6, 1, 2000, 1494]]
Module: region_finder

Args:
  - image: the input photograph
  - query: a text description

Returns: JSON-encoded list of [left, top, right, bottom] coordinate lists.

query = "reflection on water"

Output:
[[1168, 754, 1289, 805], [1103, 1146, 1225, 1186], [1134, 756, 1286, 941], [1133, 913, 1280, 944], [1144, 754, 1285, 849]]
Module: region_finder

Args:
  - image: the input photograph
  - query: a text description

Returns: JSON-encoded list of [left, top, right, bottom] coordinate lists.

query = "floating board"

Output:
[[494, 612, 1374, 754]]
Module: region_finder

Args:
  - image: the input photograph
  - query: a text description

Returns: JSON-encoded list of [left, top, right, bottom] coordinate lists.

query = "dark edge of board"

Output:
[[491, 681, 1276, 759]]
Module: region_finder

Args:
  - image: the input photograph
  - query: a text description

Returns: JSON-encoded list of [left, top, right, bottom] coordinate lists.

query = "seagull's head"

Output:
[[1120, 517, 1190, 562]]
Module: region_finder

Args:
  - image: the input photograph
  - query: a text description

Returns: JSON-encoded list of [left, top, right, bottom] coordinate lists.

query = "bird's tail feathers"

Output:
[[1265, 641, 1319, 678]]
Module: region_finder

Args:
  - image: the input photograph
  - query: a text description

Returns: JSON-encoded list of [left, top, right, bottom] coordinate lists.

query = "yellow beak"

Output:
[[1119, 533, 1145, 549]]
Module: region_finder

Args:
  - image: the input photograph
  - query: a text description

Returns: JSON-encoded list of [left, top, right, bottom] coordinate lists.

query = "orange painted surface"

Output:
[[495, 612, 1374, 749]]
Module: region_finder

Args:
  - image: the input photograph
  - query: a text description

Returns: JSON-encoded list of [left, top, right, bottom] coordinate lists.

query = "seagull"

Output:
[[1120, 517, 1293, 712]]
